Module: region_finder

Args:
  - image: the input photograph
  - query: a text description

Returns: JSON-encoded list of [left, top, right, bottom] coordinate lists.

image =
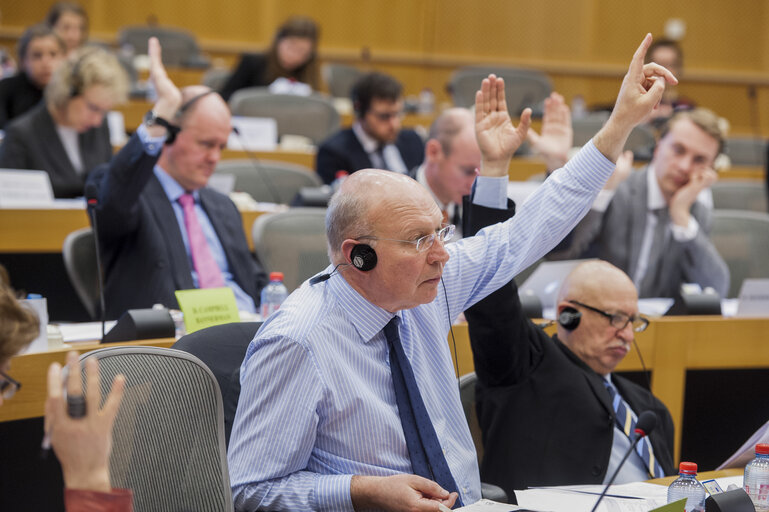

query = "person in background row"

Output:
[[220, 16, 320, 101], [0, 46, 127, 198], [644, 38, 694, 123], [45, 2, 89, 56], [316, 71, 425, 184], [0, 268, 130, 510], [0, 23, 65, 128]]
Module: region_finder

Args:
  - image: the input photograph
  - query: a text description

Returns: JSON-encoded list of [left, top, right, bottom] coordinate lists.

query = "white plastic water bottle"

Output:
[[744, 443, 769, 512], [668, 462, 706, 512], [260, 272, 288, 319]]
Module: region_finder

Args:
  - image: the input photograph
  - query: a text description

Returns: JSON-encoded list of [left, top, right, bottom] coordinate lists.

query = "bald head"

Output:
[[175, 86, 229, 127], [557, 260, 637, 305], [424, 108, 480, 205]]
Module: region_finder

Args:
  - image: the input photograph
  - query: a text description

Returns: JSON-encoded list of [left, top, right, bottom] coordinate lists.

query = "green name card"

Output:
[[175, 287, 240, 334], [649, 498, 686, 512]]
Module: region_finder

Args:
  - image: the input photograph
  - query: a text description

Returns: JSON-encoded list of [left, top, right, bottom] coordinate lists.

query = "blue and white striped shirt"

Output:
[[228, 141, 615, 511]]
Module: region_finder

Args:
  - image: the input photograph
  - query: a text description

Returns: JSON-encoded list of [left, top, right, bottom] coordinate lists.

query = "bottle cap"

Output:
[[335, 170, 349, 179], [756, 444, 769, 455], [269, 272, 284, 281], [679, 461, 697, 474]]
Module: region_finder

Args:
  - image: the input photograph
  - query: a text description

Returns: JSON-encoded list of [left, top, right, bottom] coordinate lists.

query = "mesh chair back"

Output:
[[322, 63, 364, 98], [725, 137, 767, 167], [711, 180, 768, 213], [62, 227, 99, 320], [710, 210, 769, 297], [458, 372, 483, 464], [80, 347, 232, 512], [228, 89, 341, 145], [449, 66, 552, 116], [252, 208, 329, 291], [572, 115, 655, 159], [214, 159, 321, 204], [117, 26, 208, 68]]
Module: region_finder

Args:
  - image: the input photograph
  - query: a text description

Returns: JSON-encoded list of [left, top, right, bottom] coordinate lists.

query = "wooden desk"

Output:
[[0, 338, 175, 423], [448, 316, 769, 464], [0, 208, 267, 253]]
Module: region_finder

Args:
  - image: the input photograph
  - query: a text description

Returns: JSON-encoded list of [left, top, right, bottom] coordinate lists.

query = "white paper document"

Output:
[[718, 419, 769, 469]]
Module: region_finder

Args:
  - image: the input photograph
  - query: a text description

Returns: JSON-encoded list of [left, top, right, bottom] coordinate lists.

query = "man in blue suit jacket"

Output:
[[316, 72, 424, 184], [87, 38, 267, 319]]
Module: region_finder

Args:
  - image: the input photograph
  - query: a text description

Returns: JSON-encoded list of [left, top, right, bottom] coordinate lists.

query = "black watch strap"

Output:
[[144, 110, 180, 140]]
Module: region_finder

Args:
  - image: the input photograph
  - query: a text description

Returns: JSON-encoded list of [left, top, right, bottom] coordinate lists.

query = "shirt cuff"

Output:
[[472, 176, 508, 209], [670, 215, 699, 241], [64, 488, 133, 512], [136, 123, 166, 156], [316, 474, 354, 511], [591, 189, 616, 212]]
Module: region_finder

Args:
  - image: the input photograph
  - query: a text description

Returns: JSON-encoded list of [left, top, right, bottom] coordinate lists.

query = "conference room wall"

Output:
[[2, 0, 769, 135]]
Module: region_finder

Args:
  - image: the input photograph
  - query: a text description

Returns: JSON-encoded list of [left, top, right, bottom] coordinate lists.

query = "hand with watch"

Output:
[[144, 37, 182, 138]]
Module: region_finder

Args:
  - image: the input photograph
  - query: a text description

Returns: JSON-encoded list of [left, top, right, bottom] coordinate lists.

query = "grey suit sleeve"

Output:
[[675, 208, 730, 297], [547, 208, 604, 260]]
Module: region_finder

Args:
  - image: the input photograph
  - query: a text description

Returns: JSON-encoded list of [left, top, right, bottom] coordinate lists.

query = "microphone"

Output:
[[231, 125, 282, 204], [590, 410, 658, 512], [84, 183, 107, 340]]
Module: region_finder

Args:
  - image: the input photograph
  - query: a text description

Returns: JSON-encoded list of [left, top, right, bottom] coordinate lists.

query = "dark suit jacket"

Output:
[[315, 127, 424, 184], [87, 134, 268, 319], [463, 201, 675, 498], [549, 167, 729, 298], [219, 53, 269, 102], [0, 103, 112, 198], [0, 72, 43, 128]]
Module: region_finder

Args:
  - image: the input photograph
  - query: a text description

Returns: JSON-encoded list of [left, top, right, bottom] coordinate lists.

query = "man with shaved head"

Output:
[[464, 221, 675, 496], [87, 38, 267, 318], [229, 35, 676, 511]]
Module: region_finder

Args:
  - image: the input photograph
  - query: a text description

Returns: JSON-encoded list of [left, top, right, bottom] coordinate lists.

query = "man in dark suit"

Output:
[[549, 108, 729, 298], [464, 197, 675, 496], [0, 46, 125, 198], [315, 71, 424, 184], [87, 38, 267, 319]]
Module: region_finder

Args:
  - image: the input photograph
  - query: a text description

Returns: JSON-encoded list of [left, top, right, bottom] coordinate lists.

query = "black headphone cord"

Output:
[[440, 276, 461, 385]]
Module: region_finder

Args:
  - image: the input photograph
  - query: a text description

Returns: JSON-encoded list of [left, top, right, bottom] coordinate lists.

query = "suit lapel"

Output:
[[627, 169, 650, 278], [554, 337, 614, 417], [348, 130, 374, 169], [200, 189, 250, 295], [145, 176, 195, 290], [37, 107, 79, 181]]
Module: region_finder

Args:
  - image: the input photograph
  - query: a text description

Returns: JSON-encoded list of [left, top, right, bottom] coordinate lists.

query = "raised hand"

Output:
[[45, 351, 126, 492], [475, 74, 531, 177], [669, 168, 717, 227], [527, 92, 572, 172], [594, 34, 678, 161], [148, 36, 182, 122]]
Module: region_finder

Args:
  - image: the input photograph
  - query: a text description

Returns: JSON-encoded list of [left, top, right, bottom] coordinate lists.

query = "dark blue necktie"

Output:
[[384, 317, 463, 507]]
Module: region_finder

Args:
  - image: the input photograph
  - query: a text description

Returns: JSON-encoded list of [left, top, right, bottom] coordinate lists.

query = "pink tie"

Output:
[[178, 193, 225, 289]]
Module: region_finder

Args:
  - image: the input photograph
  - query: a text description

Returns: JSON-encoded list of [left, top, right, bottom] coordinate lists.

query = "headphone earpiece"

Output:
[[558, 307, 582, 331], [164, 89, 216, 146], [350, 244, 377, 271]]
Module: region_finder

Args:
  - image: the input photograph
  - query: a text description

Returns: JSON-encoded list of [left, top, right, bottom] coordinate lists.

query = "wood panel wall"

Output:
[[3, 0, 769, 135]]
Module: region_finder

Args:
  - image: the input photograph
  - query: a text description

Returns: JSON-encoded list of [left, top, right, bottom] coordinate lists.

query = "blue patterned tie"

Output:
[[604, 380, 665, 479], [384, 317, 463, 507]]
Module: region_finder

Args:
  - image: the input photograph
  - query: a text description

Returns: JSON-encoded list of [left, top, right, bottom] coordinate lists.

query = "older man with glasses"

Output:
[[463, 254, 674, 498]]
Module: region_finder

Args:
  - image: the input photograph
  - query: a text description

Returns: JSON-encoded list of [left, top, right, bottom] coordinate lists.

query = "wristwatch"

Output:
[[143, 109, 174, 130]]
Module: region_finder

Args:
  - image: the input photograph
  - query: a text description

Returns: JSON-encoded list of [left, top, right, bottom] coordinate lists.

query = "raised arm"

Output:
[[593, 34, 677, 162]]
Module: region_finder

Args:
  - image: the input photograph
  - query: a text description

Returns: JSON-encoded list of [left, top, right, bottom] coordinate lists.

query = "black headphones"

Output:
[[350, 244, 377, 271], [558, 306, 582, 331], [164, 89, 217, 145]]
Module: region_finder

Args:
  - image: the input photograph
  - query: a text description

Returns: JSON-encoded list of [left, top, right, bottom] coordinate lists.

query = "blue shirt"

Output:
[[137, 124, 256, 313], [228, 141, 616, 510]]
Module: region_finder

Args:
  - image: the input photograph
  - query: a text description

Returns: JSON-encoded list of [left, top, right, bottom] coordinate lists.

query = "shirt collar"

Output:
[[352, 120, 384, 154], [646, 165, 666, 211], [326, 265, 399, 343], [153, 165, 200, 203]]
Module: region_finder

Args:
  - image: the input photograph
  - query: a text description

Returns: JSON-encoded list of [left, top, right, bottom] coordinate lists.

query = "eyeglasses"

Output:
[[358, 224, 455, 253], [568, 300, 649, 333], [0, 369, 21, 400], [369, 109, 404, 122]]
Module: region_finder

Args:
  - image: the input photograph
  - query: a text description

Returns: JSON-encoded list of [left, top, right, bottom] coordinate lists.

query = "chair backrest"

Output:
[[228, 89, 341, 144], [202, 68, 232, 91], [458, 372, 483, 464], [80, 347, 232, 512], [252, 207, 329, 291], [322, 63, 364, 98], [449, 66, 552, 116], [172, 322, 262, 447], [572, 115, 655, 159], [711, 180, 768, 213], [62, 227, 99, 320], [117, 25, 209, 68], [214, 159, 322, 204], [725, 137, 767, 167], [710, 210, 769, 297]]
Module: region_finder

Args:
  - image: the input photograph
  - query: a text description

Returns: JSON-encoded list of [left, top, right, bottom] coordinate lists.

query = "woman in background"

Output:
[[46, 2, 89, 56], [220, 15, 320, 101]]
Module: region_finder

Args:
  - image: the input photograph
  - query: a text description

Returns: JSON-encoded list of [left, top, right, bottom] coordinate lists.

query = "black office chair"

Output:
[[172, 322, 262, 446]]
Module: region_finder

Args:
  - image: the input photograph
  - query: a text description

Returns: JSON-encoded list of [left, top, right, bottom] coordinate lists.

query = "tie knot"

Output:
[[178, 193, 194, 207]]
